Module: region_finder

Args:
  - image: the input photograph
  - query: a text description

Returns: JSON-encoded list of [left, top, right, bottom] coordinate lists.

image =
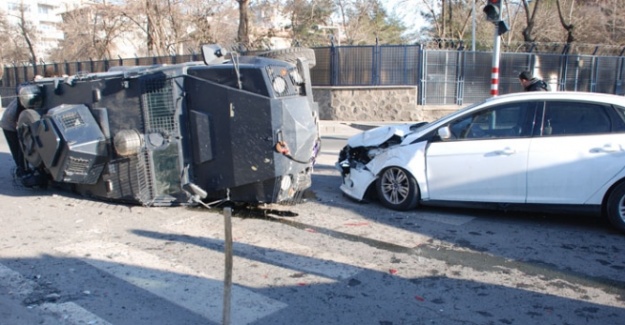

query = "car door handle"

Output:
[[494, 147, 516, 155], [590, 144, 620, 153]]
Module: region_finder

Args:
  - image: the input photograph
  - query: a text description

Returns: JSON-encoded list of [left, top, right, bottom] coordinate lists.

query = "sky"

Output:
[[383, 0, 429, 39]]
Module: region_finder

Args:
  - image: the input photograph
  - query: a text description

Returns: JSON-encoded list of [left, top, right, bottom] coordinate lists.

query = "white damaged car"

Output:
[[337, 91, 625, 232]]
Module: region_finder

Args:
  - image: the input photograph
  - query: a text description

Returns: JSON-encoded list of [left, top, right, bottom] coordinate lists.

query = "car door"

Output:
[[425, 101, 538, 203], [526, 101, 625, 204]]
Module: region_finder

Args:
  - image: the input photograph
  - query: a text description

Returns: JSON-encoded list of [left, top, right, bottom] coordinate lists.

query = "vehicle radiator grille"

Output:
[[59, 111, 85, 130]]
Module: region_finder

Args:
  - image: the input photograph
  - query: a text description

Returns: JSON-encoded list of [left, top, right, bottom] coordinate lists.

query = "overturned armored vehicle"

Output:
[[16, 45, 320, 206]]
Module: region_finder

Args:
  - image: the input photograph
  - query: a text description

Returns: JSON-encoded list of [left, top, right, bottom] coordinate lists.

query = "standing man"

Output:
[[519, 70, 549, 92]]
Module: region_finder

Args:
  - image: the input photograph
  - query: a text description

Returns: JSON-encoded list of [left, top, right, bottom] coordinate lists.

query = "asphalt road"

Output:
[[0, 121, 624, 325]]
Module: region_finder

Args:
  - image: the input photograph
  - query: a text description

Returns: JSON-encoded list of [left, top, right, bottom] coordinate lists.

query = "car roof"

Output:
[[485, 91, 625, 105], [409, 91, 625, 141]]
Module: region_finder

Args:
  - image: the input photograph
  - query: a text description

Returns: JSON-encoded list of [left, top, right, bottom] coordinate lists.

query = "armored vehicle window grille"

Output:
[[137, 151, 156, 204], [266, 66, 299, 97], [59, 111, 85, 130], [108, 157, 142, 202], [140, 77, 177, 133]]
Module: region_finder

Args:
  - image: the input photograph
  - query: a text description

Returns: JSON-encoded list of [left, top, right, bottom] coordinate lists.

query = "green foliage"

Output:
[[285, 0, 337, 47]]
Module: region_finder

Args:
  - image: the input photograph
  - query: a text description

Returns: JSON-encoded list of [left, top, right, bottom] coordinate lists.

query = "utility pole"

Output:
[[483, 0, 508, 96]]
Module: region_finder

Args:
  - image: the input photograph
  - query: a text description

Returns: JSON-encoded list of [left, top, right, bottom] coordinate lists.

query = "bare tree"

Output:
[[555, 0, 574, 44], [520, 0, 541, 42], [282, 0, 335, 47], [336, 0, 406, 45], [421, 0, 444, 38], [6, 2, 40, 64], [236, 0, 251, 48], [51, 3, 130, 61], [185, 0, 238, 50], [120, 0, 188, 56], [0, 11, 14, 64]]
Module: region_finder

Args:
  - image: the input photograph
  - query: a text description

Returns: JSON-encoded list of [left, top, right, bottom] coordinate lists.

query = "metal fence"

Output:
[[312, 45, 625, 105], [3, 44, 625, 108]]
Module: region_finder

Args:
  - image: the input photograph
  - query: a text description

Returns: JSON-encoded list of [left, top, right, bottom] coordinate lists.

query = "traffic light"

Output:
[[483, 0, 502, 22]]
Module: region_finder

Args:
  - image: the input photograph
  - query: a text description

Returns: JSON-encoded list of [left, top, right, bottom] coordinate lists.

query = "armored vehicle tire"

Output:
[[256, 48, 316, 68], [17, 109, 43, 167]]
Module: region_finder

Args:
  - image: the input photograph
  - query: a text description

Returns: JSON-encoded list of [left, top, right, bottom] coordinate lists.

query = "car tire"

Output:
[[606, 182, 625, 232], [255, 48, 316, 68], [376, 167, 419, 210], [17, 109, 43, 168]]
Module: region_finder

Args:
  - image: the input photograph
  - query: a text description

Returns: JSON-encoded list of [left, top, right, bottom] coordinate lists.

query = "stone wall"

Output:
[[312, 86, 461, 122]]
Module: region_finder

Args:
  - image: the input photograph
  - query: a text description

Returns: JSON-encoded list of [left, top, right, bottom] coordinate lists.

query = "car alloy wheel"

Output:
[[376, 166, 419, 211], [607, 182, 625, 233]]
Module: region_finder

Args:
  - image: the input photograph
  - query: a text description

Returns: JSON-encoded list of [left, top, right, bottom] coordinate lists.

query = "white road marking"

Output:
[[0, 263, 112, 325], [55, 241, 288, 325]]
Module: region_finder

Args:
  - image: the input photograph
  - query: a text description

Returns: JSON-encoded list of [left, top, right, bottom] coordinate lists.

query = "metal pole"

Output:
[[222, 207, 233, 325], [490, 25, 501, 97]]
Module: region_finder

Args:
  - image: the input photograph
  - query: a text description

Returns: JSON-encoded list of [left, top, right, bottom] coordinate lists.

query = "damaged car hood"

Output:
[[347, 123, 426, 148]]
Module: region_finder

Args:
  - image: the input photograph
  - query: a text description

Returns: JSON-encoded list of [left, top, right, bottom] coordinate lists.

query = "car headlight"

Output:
[[272, 76, 287, 94], [280, 175, 292, 191], [290, 69, 303, 84]]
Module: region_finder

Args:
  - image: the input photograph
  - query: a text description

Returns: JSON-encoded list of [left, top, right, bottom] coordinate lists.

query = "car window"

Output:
[[610, 105, 625, 128], [541, 101, 611, 136], [447, 102, 534, 140]]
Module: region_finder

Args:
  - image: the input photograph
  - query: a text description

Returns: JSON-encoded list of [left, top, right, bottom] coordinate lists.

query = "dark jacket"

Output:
[[524, 78, 549, 92]]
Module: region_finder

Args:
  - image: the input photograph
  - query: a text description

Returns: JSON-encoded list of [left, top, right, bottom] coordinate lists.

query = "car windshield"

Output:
[[425, 100, 484, 129]]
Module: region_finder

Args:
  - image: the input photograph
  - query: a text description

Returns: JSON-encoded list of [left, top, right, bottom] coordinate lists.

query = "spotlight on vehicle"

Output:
[[114, 129, 143, 156]]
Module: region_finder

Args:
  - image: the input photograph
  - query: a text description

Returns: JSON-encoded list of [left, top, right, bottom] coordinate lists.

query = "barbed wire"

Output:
[[416, 38, 625, 55]]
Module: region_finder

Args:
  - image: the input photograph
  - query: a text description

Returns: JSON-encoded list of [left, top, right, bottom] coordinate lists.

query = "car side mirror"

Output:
[[438, 126, 452, 141]]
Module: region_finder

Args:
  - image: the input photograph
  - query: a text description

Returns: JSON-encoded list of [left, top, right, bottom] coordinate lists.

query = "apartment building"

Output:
[[2, 0, 85, 61]]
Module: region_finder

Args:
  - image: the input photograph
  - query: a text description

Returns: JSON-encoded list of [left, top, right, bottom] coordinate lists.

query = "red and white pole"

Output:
[[490, 25, 501, 97]]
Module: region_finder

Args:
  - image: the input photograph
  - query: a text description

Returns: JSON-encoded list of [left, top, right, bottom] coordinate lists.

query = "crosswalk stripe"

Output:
[[55, 240, 288, 325], [162, 215, 367, 279], [41, 302, 112, 325], [0, 263, 112, 325]]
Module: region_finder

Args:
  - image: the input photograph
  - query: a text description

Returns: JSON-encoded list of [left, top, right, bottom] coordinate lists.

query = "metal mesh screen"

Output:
[[311, 47, 332, 85], [560, 54, 593, 92], [136, 151, 155, 204], [337, 46, 374, 86], [596, 57, 621, 94], [535, 54, 563, 91], [462, 51, 495, 103], [378, 46, 420, 85], [138, 76, 184, 206], [3, 46, 625, 109], [422, 50, 460, 105], [141, 77, 177, 133]]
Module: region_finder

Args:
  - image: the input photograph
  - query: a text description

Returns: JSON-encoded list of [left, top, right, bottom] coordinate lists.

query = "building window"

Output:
[[39, 22, 56, 31], [38, 4, 54, 15], [8, 2, 22, 11]]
